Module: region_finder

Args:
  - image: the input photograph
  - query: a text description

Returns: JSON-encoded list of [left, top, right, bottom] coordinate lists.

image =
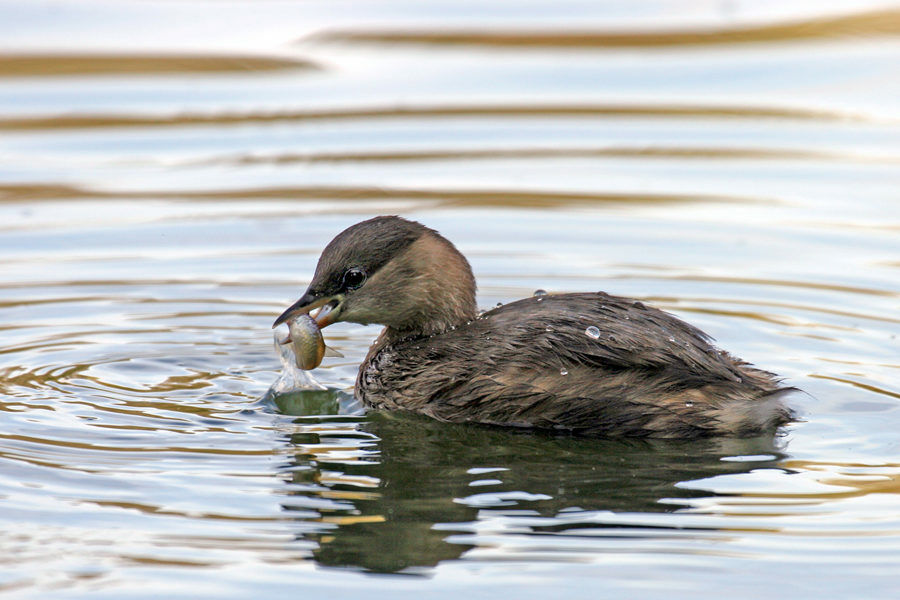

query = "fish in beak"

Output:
[[273, 293, 345, 364], [272, 292, 343, 330]]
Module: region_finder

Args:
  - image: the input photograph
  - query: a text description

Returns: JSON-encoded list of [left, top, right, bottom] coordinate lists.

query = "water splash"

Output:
[[265, 331, 326, 398]]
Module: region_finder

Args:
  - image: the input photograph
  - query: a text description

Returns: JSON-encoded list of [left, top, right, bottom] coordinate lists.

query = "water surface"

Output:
[[0, 1, 898, 598]]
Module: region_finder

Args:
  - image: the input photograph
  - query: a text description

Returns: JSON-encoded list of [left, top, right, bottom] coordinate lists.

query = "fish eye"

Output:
[[342, 268, 367, 290]]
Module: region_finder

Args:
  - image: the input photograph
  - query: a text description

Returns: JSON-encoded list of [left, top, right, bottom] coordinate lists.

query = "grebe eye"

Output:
[[342, 268, 367, 290]]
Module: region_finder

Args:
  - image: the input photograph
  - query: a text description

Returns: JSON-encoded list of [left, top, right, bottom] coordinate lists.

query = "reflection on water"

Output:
[[0, 102, 878, 131], [275, 390, 785, 574], [315, 8, 900, 48], [0, 181, 770, 208], [0, 53, 319, 78], [0, 0, 898, 597]]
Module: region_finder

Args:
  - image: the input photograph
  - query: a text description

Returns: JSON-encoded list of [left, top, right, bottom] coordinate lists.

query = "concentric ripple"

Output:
[[0, 0, 898, 597]]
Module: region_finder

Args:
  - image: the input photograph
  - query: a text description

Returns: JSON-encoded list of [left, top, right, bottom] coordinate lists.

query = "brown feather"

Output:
[[358, 292, 793, 438]]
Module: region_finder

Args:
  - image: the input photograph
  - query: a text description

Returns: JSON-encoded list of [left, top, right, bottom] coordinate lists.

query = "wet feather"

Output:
[[359, 292, 794, 438]]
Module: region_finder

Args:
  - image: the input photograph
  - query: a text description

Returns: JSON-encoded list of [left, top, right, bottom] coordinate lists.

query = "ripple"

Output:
[[0, 432, 278, 457], [808, 375, 900, 401], [642, 295, 900, 326], [0, 102, 876, 132], [681, 460, 900, 511], [199, 146, 900, 167], [619, 274, 900, 299], [0, 0, 897, 592], [313, 8, 900, 48], [0, 182, 772, 208], [0, 52, 319, 78]]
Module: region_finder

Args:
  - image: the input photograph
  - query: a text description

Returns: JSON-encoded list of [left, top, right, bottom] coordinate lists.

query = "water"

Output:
[[1, 1, 899, 597]]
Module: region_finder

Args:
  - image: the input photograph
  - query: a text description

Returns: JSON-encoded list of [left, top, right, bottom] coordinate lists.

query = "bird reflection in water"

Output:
[[270, 389, 787, 574]]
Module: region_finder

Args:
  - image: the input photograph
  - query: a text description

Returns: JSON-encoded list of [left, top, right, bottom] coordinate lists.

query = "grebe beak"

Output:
[[272, 292, 342, 329]]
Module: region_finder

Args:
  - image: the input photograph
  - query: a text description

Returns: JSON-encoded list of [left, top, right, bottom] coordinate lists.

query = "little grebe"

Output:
[[274, 216, 793, 438]]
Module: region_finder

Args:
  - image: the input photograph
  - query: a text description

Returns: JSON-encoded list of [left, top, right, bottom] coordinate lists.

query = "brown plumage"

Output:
[[274, 216, 793, 438]]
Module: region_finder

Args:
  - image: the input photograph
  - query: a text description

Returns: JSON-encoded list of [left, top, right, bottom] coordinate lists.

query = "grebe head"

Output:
[[274, 216, 477, 337]]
